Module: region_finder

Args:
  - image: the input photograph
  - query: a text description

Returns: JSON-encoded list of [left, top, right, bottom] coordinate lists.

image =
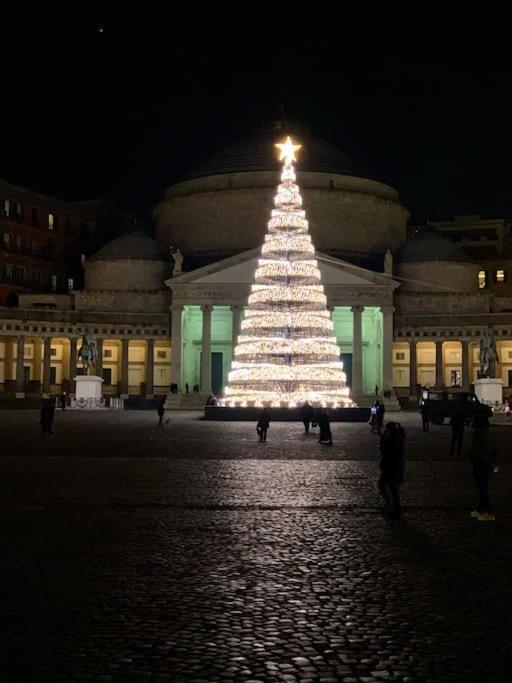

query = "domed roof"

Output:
[[397, 230, 472, 263], [90, 232, 168, 262], [182, 125, 372, 181]]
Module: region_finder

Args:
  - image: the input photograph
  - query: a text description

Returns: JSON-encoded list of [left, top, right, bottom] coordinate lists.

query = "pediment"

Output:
[[166, 248, 399, 290]]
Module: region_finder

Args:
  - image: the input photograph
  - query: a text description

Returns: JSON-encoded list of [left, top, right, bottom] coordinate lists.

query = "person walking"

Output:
[[369, 403, 379, 434], [47, 395, 56, 436], [378, 421, 405, 518], [469, 414, 496, 521], [157, 401, 165, 427], [377, 400, 386, 432], [504, 398, 510, 421], [300, 401, 314, 434], [318, 410, 333, 445], [420, 401, 429, 432], [449, 408, 466, 456], [257, 408, 270, 442]]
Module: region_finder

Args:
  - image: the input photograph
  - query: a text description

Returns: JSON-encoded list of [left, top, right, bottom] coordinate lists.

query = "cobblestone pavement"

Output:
[[1, 410, 512, 682]]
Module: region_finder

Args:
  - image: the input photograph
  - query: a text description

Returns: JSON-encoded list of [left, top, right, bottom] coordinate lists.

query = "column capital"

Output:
[[380, 305, 395, 315], [350, 305, 364, 314], [230, 304, 243, 312], [170, 303, 184, 312], [200, 304, 213, 313]]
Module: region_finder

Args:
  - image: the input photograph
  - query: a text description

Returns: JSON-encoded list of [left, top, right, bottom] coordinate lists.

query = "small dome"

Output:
[[397, 230, 472, 263], [90, 232, 168, 262], [182, 127, 372, 181]]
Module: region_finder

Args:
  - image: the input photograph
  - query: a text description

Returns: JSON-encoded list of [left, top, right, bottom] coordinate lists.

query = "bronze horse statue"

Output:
[[78, 332, 98, 372]]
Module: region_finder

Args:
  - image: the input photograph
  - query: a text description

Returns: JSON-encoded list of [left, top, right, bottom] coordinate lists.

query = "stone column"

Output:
[[380, 306, 394, 394], [409, 340, 417, 398], [95, 339, 103, 378], [5, 338, 14, 382], [15, 335, 25, 398], [351, 305, 364, 395], [69, 338, 77, 392], [461, 340, 470, 391], [170, 304, 183, 390], [42, 337, 52, 394], [120, 339, 129, 398], [200, 305, 212, 394], [230, 305, 243, 355], [435, 340, 444, 389], [146, 339, 154, 398]]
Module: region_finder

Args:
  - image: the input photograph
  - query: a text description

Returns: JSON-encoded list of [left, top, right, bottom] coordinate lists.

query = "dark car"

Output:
[[420, 390, 492, 425]]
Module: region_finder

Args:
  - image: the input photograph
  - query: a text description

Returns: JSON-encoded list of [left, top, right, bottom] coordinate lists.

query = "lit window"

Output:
[[3, 232, 9, 248], [157, 350, 167, 359], [15, 235, 21, 251], [104, 349, 113, 358], [496, 269, 506, 283], [51, 274, 57, 291], [48, 213, 54, 230], [50, 348, 57, 357], [67, 278, 74, 291], [395, 352, 405, 361], [15, 203, 22, 219], [4, 199, 10, 217], [6, 263, 13, 280], [478, 270, 487, 289]]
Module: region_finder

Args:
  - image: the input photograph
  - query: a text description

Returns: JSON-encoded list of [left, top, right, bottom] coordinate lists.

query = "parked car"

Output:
[[419, 389, 492, 425]]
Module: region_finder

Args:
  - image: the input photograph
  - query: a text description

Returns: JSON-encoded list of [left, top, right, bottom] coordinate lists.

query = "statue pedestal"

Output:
[[72, 375, 104, 409], [474, 378, 503, 406]]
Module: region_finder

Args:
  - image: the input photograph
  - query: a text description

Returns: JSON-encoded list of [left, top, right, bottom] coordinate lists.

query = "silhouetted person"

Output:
[[48, 395, 56, 435], [301, 401, 314, 434], [185, 382, 189, 394], [257, 409, 270, 442], [206, 395, 217, 406], [369, 401, 380, 434], [420, 401, 429, 432], [157, 401, 165, 427], [60, 392, 67, 411], [377, 401, 386, 431], [318, 411, 332, 445], [375, 385, 379, 396], [470, 414, 496, 521], [449, 409, 466, 456], [40, 398, 51, 437], [378, 421, 405, 518]]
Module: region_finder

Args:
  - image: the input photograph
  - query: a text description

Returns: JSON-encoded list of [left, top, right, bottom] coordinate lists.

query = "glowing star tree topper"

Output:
[[275, 135, 302, 164], [220, 135, 353, 409]]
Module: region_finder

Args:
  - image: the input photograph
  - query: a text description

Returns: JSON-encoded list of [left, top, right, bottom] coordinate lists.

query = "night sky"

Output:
[[2, 7, 511, 225]]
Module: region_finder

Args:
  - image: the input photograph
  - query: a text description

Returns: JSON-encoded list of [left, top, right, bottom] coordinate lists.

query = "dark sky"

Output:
[[2, 6, 511, 225]]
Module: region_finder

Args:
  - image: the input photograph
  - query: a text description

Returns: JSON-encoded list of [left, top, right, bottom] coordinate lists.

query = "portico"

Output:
[[165, 248, 399, 405]]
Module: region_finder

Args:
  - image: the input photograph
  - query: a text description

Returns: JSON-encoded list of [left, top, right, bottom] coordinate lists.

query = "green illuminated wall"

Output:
[[331, 306, 382, 394], [181, 304, 382, 395]]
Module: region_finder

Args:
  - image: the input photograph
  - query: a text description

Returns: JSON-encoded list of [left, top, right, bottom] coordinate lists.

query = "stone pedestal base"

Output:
[[72, 375, 105, 409], [75, 375, 103, 400], [474, 378, 503, 406]]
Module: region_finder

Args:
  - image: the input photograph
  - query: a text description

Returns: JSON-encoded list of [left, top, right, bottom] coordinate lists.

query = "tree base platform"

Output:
[[203, 406, 370, 422]]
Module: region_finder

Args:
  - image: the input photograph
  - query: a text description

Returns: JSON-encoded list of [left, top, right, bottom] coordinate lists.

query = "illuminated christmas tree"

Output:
[[221, 136, 353, 408]]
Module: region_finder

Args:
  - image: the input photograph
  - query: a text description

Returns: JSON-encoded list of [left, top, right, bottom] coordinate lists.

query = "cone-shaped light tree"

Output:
[[221, 136, 353, 408]]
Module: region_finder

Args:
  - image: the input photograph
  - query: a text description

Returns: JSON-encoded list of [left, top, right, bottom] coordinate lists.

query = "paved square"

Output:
[[1, 409, 511, 682]]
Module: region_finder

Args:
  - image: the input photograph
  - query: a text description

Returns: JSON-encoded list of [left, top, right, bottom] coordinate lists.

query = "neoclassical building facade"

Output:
[[2, 124, 512, 403]]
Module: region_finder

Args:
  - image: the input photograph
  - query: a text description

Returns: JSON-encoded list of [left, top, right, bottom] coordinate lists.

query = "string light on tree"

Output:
[[220, 136, 353, 408]]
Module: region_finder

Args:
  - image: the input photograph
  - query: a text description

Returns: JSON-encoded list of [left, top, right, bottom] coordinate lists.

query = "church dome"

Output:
[[154, 125, 409, 261], [90, 232, 168, 262], [182, 126, 370, 181], [396, 230, 479, 292], [85, 232, 170, 291], [397, 230, 471, 263]]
